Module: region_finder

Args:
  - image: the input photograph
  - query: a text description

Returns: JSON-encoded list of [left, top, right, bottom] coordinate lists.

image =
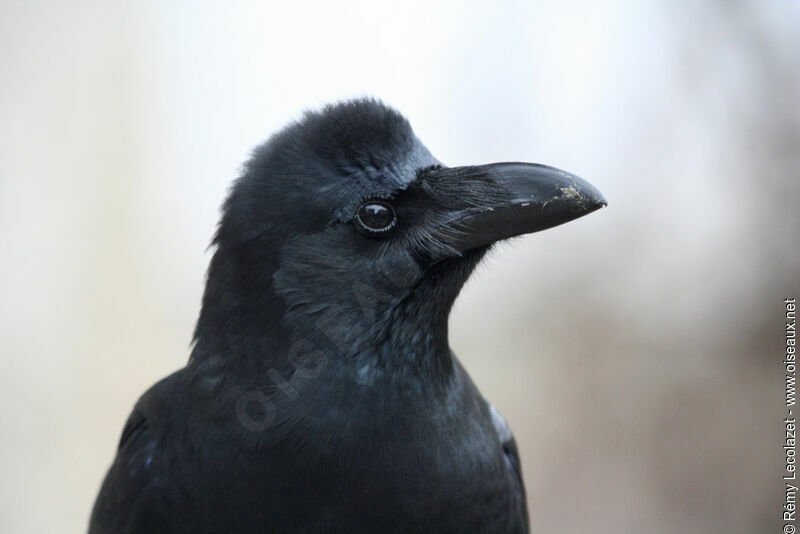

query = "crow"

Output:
[[89, 99, 605, 533]]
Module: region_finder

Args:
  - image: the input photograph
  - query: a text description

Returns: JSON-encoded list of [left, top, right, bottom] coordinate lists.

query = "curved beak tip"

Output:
[[558, 184, 607, 211]]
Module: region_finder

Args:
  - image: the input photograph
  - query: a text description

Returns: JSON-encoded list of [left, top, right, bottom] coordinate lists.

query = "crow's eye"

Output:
[[355, 201, 396, 235]]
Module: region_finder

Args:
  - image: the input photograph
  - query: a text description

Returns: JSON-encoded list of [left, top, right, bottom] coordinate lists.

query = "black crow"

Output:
[[90, 99, 605, 533]]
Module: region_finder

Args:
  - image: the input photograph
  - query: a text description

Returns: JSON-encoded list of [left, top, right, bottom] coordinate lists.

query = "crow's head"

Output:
[[194, 99, 605, 378]]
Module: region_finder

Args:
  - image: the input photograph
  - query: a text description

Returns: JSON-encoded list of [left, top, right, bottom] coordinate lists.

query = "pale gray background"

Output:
[[1, 1, 796, 533]]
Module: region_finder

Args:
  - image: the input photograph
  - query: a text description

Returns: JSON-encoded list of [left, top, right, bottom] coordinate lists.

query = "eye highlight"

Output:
[[355, 200, 397, 235]]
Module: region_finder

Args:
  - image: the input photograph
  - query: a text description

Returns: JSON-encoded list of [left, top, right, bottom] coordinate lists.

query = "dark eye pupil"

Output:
[[357, 202, 396, 232]]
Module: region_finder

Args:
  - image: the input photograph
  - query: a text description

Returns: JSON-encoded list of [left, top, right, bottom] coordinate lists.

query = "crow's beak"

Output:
[[432, 162, 606, 255]]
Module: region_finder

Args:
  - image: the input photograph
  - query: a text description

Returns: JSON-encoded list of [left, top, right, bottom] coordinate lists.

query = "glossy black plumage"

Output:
[[90, 99, 605, 533]]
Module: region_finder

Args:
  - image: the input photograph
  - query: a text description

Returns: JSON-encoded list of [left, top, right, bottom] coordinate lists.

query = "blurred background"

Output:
[[1, 1, 797, 532]]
